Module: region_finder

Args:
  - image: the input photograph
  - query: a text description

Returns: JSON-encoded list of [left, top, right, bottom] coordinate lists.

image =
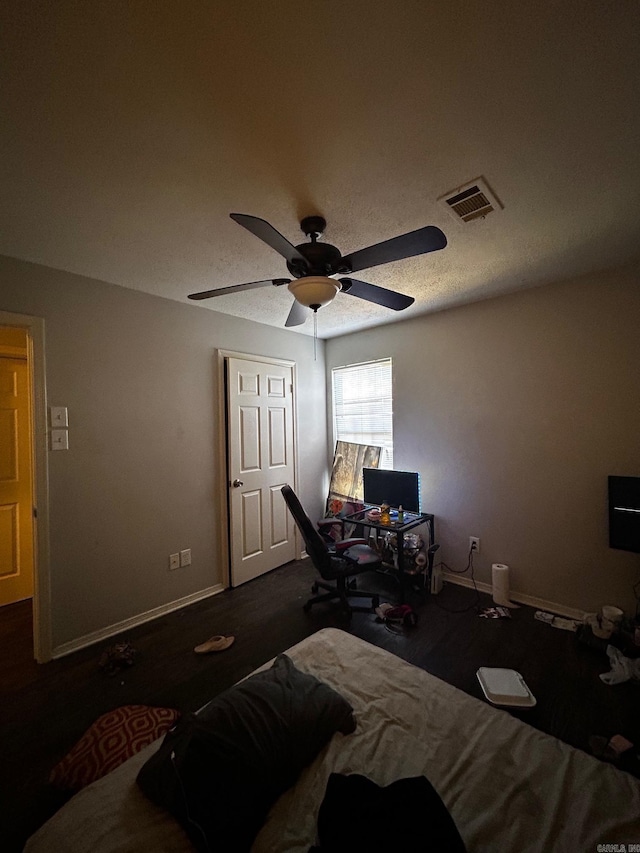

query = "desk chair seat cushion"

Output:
[[321, 544, 381, 582], [340, 543, 381, 569]]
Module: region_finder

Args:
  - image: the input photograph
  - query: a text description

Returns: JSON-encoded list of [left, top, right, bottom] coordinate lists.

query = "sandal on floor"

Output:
[[194, 635, 235, 654]]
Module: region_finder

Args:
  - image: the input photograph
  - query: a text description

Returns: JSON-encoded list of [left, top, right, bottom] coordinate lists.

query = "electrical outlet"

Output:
[[469, 536, 480, 554], [180, 548, 192, 567], [169, 553, 180, 570]]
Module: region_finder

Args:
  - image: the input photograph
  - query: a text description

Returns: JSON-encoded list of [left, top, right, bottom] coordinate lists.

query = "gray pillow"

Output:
[[137, 654, 356, 852]]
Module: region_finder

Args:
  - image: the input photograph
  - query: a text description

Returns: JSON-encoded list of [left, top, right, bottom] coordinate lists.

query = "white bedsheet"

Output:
[[25, 628, 640, 852]]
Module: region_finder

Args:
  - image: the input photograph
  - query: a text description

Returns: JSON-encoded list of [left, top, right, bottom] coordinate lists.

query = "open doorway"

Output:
[[0, 312, 51, 662], [0, 326, 35, 606]]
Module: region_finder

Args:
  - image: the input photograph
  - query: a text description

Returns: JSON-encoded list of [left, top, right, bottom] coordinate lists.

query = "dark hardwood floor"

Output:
[[2, 560, 639, 852]]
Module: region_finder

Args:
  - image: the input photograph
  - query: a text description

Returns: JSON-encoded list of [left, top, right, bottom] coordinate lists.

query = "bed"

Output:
[[25, 628, 640, 852]]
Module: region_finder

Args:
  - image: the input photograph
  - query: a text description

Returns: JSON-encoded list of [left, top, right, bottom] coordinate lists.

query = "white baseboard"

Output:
[[441, 571, 587, 621], [51, 584, 225, 660]]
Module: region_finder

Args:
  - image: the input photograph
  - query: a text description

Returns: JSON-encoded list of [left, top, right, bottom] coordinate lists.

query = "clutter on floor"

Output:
[[476, 667, 536, 708], [193, 634, 235, 654], [479, 606, 512, 619], [374, 603, 417, 631], [585, 605, 624, 639], [599, 645, 640, 685], [98, 641, 136, 675], [589, 733, 634, 762], [534, 610, 579, 631]]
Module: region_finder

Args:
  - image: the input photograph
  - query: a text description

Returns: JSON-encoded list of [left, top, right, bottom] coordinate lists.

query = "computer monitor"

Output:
[[609, 475, 640, 553], [363, 468, 420, 513]]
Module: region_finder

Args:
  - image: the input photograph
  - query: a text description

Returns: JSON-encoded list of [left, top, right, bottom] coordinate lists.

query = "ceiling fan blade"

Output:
[[284, 299, 308, 327], [339, 278, 415, 311], [340, 226, 447, 274], [230, 213, 309, 268], [188, 279, 290, 300]]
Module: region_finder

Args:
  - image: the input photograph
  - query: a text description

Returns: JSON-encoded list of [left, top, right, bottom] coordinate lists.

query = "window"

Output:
[[332, 358, 393, 468]]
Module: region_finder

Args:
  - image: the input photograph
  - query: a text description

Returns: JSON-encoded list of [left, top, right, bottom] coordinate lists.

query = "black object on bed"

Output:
[[310, 772, 467, 852], [136, 654, 356, 853]]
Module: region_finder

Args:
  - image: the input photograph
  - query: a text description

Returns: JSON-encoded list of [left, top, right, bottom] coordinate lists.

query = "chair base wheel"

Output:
[[311, 582, 319, 594]]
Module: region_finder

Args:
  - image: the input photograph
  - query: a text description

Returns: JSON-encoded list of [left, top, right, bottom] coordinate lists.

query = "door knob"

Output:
[[232, 479, 244, 488]]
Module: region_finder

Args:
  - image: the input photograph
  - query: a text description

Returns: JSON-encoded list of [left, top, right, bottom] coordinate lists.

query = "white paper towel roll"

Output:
[[492, 563, 519, 608]]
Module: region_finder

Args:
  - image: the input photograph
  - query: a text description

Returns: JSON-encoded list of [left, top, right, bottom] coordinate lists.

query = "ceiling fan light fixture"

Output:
[[288, 276, 341, 310]]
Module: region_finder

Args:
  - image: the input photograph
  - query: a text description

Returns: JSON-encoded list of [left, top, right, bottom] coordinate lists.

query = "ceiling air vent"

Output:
[[439, 177, 503, 224]]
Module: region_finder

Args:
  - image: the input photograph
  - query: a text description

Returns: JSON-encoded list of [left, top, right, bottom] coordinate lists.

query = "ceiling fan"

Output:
[[188, 214, 447, 327]]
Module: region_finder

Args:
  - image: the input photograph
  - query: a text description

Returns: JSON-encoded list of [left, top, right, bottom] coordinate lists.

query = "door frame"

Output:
[[0, 310, 51, 662], [216, 349, 300, 588]]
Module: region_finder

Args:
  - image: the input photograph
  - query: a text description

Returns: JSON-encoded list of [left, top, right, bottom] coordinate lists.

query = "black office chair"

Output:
[[281, 484, 381, 616]]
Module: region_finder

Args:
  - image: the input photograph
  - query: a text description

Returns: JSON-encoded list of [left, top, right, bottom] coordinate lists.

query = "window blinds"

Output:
[[332, 358, 393, 468]]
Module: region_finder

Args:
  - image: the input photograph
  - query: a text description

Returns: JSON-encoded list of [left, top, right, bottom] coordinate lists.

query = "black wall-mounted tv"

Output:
[[363, 468, 420, 513], [609, 475, 640, 553]]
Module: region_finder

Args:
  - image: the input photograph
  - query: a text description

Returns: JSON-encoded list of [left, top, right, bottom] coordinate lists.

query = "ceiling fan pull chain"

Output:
[[313, 310, 318, 360]]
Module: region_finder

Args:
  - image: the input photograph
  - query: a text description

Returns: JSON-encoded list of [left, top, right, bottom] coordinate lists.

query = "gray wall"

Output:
[[0, 255, 328, 649], [326, 263, 640, 615], [3, 252, 638, 649]]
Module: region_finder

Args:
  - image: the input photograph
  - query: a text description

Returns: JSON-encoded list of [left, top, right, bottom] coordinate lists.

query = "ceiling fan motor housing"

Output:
[[287, 240, 344, 278]]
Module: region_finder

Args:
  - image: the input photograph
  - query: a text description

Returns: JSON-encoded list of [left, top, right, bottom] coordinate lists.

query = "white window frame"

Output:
[[331, 358, 393, 468]]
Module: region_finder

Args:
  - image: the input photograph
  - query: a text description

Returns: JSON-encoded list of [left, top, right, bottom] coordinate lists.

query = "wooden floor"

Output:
[[2, 560, 639, 852]]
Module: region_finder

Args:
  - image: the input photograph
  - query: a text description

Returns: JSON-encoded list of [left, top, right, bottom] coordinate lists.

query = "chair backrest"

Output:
[[281, 484, 332, 576]]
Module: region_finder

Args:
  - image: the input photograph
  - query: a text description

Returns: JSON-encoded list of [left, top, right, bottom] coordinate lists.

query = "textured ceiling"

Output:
[[1, 0, 639, 338]]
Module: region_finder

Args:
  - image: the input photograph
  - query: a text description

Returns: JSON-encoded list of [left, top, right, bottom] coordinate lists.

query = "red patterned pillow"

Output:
[[50, 704, 180, 791]]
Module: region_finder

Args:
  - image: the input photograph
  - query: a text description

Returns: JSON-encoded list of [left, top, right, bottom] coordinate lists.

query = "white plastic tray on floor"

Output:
[[476, 667, 537, 708]]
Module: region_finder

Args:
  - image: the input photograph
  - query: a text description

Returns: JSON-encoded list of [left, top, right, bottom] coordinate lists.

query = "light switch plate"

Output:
[[50, 430, 69, 450], [50, 406, 69, 428]]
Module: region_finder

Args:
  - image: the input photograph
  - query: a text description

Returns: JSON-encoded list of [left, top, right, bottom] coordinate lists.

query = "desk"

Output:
[[342, 508, 435, 602]]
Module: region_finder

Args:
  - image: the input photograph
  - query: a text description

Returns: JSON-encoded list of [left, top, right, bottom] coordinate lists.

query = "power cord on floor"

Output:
[[432, 544, 482, 613]]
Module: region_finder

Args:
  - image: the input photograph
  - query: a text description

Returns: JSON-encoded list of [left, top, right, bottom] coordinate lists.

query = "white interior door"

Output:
[[227, 356, 296, 586]]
